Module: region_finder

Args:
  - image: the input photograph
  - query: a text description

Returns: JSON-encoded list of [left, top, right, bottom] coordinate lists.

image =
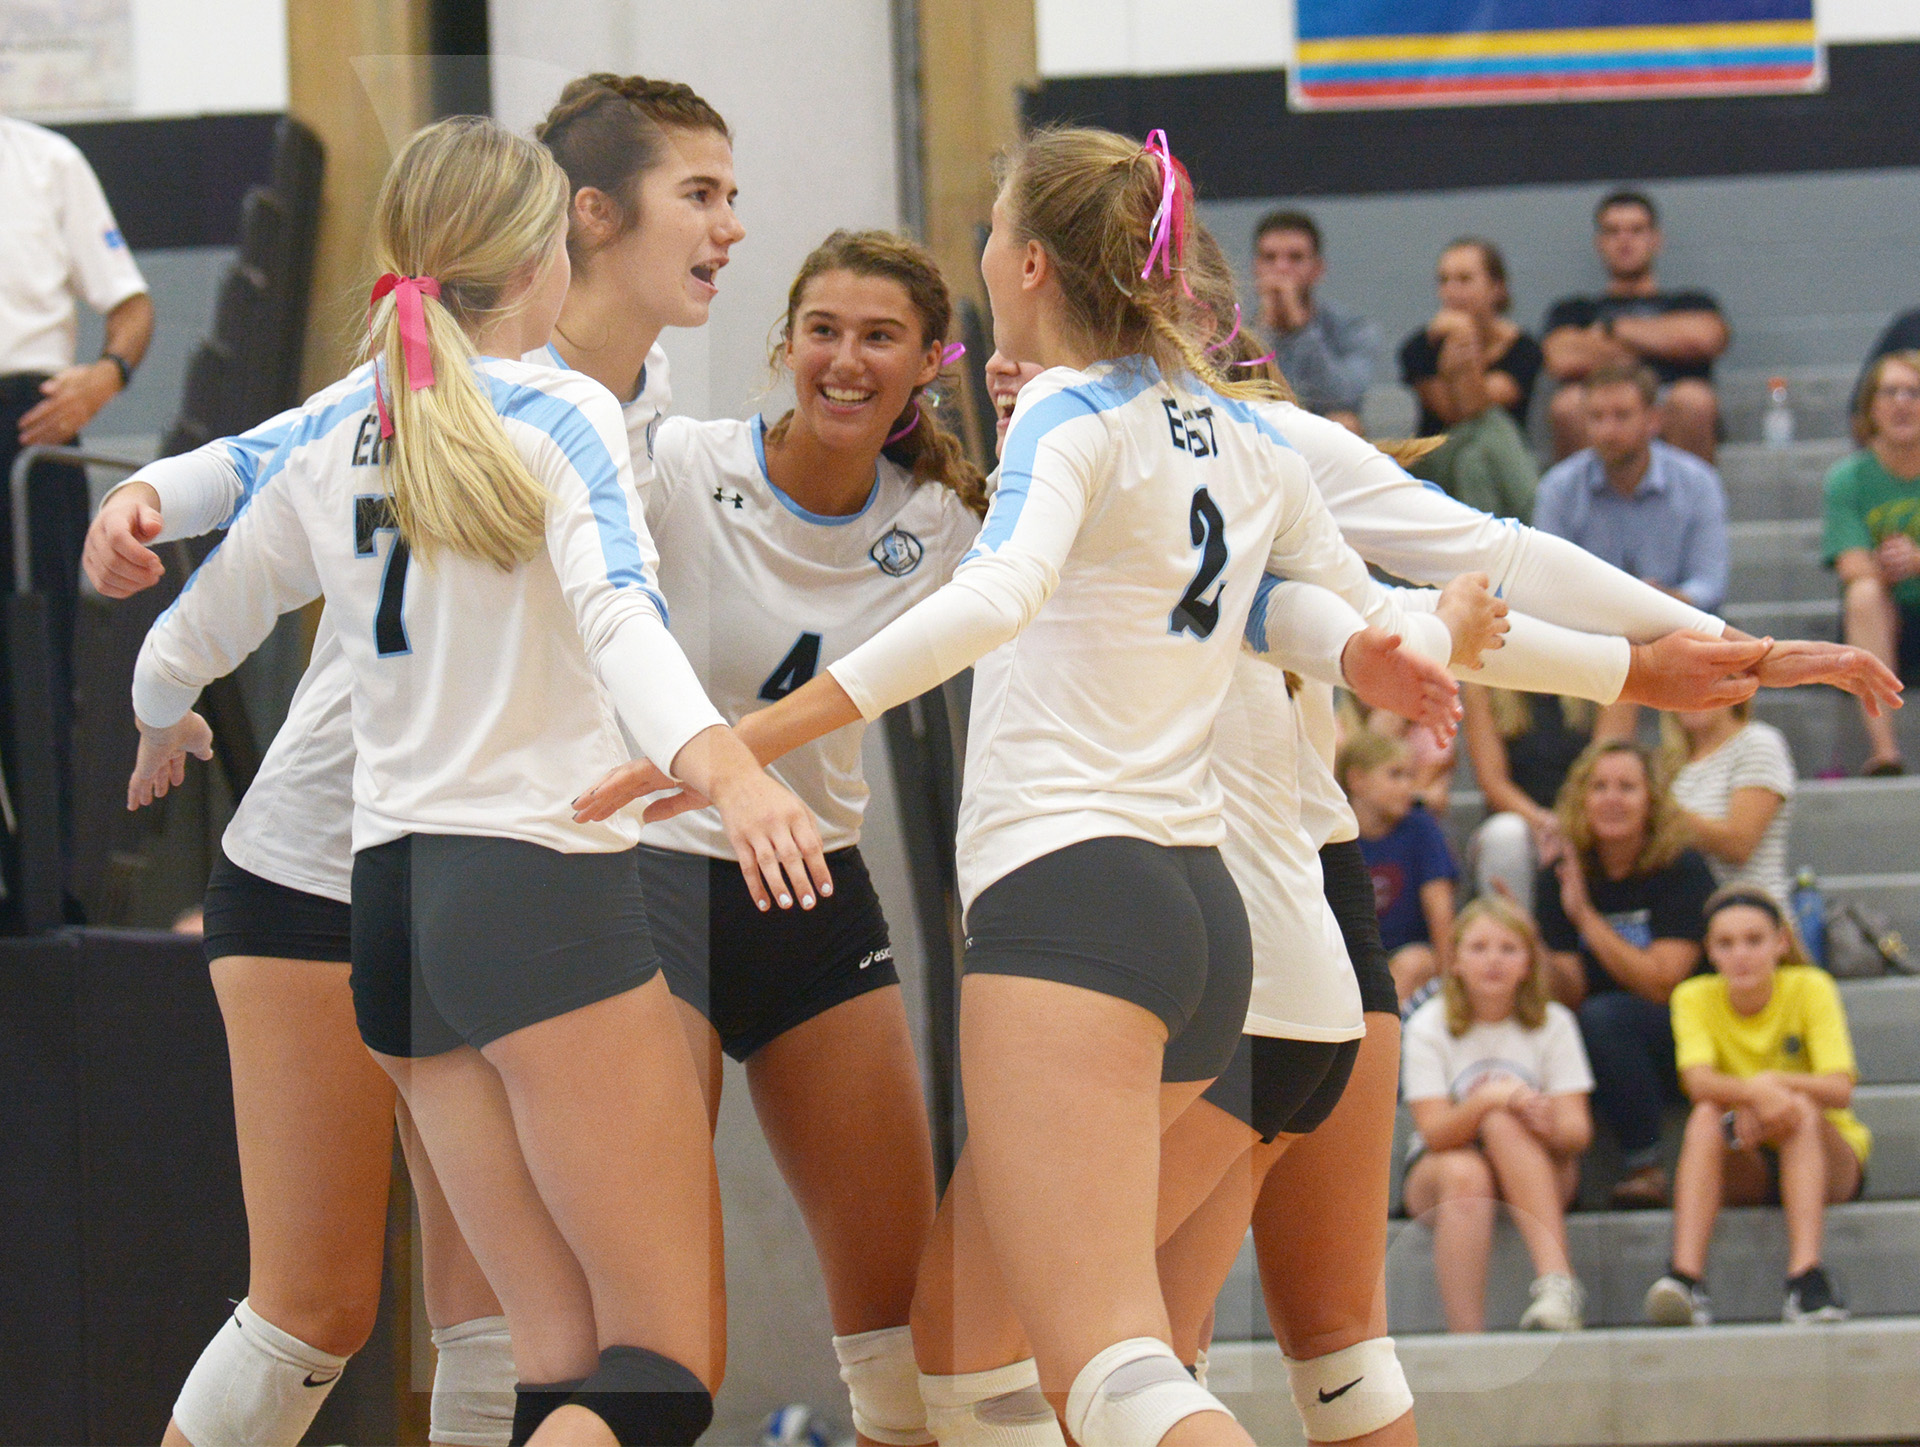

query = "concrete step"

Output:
[[1725, 519, 1832, 605], [1719, 440, 1850, 522], [1783, 775, 1920, 873], [1720, 363, 1860, 447], [1746, 684, 1920, 778], [1835, 974, 1920, 1086], [1856, 1083, 1920, 1199], [1207, 1318, 1920, 1445]]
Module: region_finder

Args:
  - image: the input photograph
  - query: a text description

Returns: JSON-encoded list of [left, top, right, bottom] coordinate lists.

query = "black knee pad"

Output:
[[568, 1346, 713, 1446], [511, 1379, 585, 1446]]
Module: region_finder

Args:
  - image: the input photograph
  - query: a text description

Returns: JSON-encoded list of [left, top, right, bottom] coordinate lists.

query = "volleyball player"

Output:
[[86, 77, 748, 1447], [570, 228, 981, 1447], [125, 117, 827, 1447], [623, 125, 1461, 1447]]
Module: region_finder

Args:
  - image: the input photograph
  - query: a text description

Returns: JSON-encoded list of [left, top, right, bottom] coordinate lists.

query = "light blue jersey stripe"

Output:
[[964, 362, 1163, 564], [485, 374, 671, 624], [1245, 572, 1281, 653], [751, 415, 879, 526]]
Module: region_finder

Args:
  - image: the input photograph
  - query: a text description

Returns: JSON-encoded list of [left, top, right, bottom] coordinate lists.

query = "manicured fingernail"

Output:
[[758, 898, 770, 911], [802, 895, 815, 908], [779, 893, 792, 908], [820, 882, 833, 897]]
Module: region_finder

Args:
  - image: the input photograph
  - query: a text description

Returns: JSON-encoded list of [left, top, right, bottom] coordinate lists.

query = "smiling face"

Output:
[[581, 126, 744, 330], [1706, 902, 1789, 997], [1436, 243, 1504, 320], [1868, 357, 1920, 449], [986, 348, 1046, 454], [1583, 749, 1652, 849], [1595, 200, 1660, 284], [1454, 914, 1534, 1014], [784, 268, 941, 453]]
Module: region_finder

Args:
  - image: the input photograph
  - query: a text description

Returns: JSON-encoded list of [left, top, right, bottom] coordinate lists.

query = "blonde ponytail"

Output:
[[364, 116, 570, 570]]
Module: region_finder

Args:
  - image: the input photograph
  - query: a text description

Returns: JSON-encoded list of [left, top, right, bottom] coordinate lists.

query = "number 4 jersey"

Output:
[[639, 414, 980, 860]]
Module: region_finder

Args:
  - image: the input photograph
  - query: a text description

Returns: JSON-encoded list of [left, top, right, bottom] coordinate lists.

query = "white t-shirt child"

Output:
[[1401, 995, 1594, 1159]]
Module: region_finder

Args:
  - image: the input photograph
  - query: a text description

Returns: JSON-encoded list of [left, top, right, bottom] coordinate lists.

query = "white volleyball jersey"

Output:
[[133, 354, 720, 857], [641, 415, 979, 858], [118, 348, 672, 899], [828, 358, 1389, 910]]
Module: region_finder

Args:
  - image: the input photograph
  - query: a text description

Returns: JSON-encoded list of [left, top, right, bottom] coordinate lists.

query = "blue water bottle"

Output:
[[1791, 869, 1826, 967]]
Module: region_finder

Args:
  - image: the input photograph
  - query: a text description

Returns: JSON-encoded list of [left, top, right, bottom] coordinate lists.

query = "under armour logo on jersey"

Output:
[[712, 486, 744, 509], [869, 526, 924, 577]]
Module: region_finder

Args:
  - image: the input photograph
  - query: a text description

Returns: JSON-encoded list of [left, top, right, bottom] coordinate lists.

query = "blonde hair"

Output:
[[1334, 728, 1408, 795], [1444, 896, 1550, 1035], [364, 116, 570, 570], [1556, 737, 1690, 877], [996, 126, 1278, 403], [767, 229, 988, 517], [1487, 688, 1595, 741]]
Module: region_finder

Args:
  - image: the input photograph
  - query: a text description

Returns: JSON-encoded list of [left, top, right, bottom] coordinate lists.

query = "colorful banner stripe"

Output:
[[1292, 8, 1822, 110]]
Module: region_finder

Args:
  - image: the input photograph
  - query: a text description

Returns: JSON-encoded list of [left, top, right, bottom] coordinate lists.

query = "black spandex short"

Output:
[[637, 843, 898, 1062], [201, 848, 353, 964], [1320, 839, 1399, 1017], [1203, 1033, 1362, 1142], [963, 836, 1253, 1084], [350, 834, 658, 1058]]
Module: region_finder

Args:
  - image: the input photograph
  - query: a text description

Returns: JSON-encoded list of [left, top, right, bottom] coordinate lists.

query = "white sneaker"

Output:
[[1644, 1274, 1713, 1327], [1519, 1272, 1585, 1331]]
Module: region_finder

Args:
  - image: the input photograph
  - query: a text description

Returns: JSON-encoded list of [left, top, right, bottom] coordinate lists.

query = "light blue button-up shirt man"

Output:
[[1534, 374, 1730, 612]]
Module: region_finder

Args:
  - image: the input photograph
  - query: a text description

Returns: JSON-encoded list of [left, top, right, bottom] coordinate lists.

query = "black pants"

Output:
[[0, 373, 89, 905]]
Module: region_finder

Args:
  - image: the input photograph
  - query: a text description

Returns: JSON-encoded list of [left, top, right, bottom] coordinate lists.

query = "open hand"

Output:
[[1435, 572, 1509, 669], [84, 481, 166, 598], [1339, 628, 1461, 743], [128, 712, 213, 809], [1750, 638, 1903, 718]]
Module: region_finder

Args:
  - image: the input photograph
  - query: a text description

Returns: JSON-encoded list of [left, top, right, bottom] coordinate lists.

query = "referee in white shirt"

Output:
[[2, 113, 153, 910]]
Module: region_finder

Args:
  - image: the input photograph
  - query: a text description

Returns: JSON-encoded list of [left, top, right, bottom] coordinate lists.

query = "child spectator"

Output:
[[1667, 702, 1797, 904], [1645, 888, 1871, 1327], [1536, 739, 1717, 1208], [1402, 897, 1595, 1333], [1340, 730, 1458, 1006], [1823, 350, 1920, 775], [1399, 236, 1543, 521]]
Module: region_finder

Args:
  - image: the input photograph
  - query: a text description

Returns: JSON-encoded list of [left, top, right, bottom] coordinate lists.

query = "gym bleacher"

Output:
[[1208, 366, 1920, 1447]]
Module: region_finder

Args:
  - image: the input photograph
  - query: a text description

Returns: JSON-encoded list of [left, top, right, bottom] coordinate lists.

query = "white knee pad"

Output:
[[172, 1298, 350, 1447], [833, 1326, 933, 1446], [1066, 1339, 1231, 1447], [1284, 1338, 1412, 1444], [920, 1359, 1062, 1447], [430, 1315, 516, 1447]]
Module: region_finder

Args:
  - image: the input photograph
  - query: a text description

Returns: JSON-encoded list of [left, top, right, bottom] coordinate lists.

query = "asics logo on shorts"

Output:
[[857, 947, 894, 970]]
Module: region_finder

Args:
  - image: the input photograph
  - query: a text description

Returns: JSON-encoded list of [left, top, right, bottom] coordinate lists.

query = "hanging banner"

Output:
[[1292, 0, 1822, 110]]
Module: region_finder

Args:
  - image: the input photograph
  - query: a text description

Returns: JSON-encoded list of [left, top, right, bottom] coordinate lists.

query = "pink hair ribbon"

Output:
[[1233, 352, 1277, 370], [368, 273, 443, 438], [941, 341, 967, 366], [885, 407, 921, 445], [1204, 301, 1243, 355], [1139, 129, 1193, 297]]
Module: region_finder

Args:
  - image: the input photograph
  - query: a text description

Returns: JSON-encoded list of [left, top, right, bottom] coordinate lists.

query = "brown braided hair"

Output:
[[767, 229, 988, 518], [533, 73, 730, 271]]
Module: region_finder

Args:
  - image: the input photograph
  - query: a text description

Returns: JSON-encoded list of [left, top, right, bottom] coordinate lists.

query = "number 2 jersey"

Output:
[[639, 414, 980, 859], [131, 354, 720, 860], [826, 357, 1412, 911]]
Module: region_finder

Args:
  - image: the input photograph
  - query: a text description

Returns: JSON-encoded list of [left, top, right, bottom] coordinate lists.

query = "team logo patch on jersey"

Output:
[[103, 227, 125, 250], [869, 526, 923, 577]]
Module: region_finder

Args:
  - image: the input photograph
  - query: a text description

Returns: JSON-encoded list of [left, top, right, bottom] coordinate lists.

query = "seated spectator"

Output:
[[1823, 350, 1920, 775], [1340, 730, 1458, 1007], [1401, 897, 1594, 1333], [1252, 209, 1379, 432], [1339, 694, 1456, 815], [1852, 308, 1920, 435], [1462, 686, 1594, 917], [1667, 702, 1796, 904], [1536, 740, 1716, 1209], [1542, 191, 1728, 462], [1534, 362, 1730, 613], [1399, 237, 1543, 521], [1645, 888, 1870, 1328]]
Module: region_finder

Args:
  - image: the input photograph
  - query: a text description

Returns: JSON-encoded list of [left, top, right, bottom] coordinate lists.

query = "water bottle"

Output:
[[1763, 376, 1795, 448], [1791, 868, 1826, 966]]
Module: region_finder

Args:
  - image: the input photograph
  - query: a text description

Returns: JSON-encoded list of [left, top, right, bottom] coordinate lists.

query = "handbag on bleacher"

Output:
[[1823, 900, 1914, 978]]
